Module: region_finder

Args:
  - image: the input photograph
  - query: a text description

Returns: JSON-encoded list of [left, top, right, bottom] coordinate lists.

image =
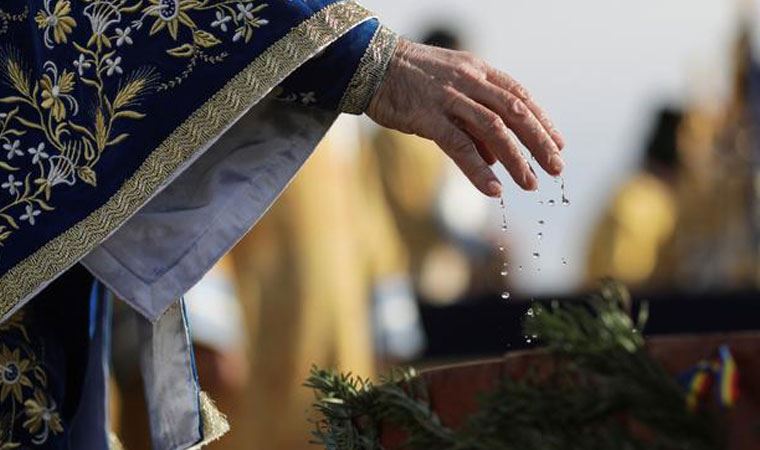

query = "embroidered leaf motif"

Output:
[[1, 214, 19, 230], [32, 198, 54, 212], [0, 162, 18, 172], [107, 133, 129, 146], [113, 79, 147, 109], [166, 44, 196, 58], [94, 109, 107, 150], [0, 97, 28, 105], [193, 30, 221, 48], [6, 59, 30, 97], [112, 110, 145, 120], [77, 166, 97, 187], [0, 228, 12, 246]]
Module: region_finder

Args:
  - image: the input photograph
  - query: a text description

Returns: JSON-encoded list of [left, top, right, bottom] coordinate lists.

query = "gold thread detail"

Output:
[[187, 391, 230, 450], [0, 0, 374, 319], [108, 432, 125, 450], [339, 25, 399, 114]]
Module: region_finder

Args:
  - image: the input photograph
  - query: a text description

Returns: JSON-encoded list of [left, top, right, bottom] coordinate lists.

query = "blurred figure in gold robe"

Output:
[[586, 108, 682, 290], [217, 117, 415, 450]]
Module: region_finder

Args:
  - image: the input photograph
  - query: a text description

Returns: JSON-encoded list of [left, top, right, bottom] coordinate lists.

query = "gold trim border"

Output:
[[188, 391, 231, 450], [338, 25, 399, 114], [0, 0, 374, 318]]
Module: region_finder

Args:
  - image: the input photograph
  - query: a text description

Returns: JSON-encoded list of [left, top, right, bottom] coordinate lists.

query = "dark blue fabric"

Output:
[[0, 264, 92, 449], [0, 0, 372, 283], [277, 18, 378, 110]]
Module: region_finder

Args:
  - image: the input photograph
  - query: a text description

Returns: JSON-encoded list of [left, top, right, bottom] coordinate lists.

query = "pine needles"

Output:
[[307, 282, 722, 450]]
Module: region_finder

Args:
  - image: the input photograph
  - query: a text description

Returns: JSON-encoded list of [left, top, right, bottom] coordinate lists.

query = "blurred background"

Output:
[[111, 0, 760, 448]]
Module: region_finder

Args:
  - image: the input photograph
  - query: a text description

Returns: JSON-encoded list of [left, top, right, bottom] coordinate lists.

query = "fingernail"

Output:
[[522, 172, 538, 191], [550, 154, 565, 173], [487, 180, 502, 197], [552, 130, 566, 150]]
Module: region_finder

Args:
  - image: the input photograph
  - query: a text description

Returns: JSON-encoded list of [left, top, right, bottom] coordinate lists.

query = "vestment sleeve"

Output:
[[0, 0, 397, 322], [276, 19, 398, 114]]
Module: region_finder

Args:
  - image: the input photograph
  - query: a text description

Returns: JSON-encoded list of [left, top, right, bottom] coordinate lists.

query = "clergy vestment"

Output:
[[0, 0, 398, 448]]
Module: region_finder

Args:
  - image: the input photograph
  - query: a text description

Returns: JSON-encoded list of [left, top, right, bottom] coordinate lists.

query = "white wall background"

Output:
[[360, 0, 743, 295]]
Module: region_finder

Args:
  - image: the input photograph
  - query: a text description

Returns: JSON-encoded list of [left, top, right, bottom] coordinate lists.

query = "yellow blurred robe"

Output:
[[370, 129, 446, 287], [586, 173, 678, 288], [221, 120, 409, 450]]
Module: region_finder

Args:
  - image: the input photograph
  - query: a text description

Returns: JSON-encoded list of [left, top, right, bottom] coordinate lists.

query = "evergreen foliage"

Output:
[[307, 283, 722, 450]]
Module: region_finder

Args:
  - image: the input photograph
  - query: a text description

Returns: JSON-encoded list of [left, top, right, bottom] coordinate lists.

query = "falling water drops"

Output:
[[518, 265, 524, 271], [561, 257, 568, 266], [547, 199, 556, 206], [537, 232, 543, 240], [527, 307, 535, 317], [498, 195, 511, 301], [560, 176, 571, 206], [538, 220, 545, 225], [532, 252, 540, 259]]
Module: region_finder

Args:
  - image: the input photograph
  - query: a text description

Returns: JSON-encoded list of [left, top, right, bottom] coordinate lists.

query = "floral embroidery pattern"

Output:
[[275, 87, 319, 105], [23, 389, 64, 445], [0, 309, 61, 448], [35, 0, 77, 49], [0, 0, 270, 258]]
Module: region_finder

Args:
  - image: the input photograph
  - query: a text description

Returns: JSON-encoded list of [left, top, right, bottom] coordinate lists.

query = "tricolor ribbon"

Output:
[[679, 345, 740, 412]]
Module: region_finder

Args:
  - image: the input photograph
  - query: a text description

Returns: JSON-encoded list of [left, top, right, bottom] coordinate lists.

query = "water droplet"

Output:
[[527, 307, 534, 317], [548, 199, 556, 206], [561, 257, 568, 265], [518, 265, 524, 271], [559, 177, 570, 206], [525, 338, 532, 344], [501, 292, 511, 300], [537, 232, 543, 240], [496, 195, 511, 288], [538, 220, 545, 225], [538, 200, 544, 205], [532, 252, 540, 259]]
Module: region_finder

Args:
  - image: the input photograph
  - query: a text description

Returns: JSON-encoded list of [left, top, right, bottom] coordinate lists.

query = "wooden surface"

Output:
[[381, 333, 760, 448]]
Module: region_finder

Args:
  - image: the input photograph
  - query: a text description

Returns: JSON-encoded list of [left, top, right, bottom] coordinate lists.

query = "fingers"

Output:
[[462, 78, 563, 177], [470, 134, 498, 165], [448, 94, 538, 190], [430, 117, 503, 197], [486, 67, 565, 150]]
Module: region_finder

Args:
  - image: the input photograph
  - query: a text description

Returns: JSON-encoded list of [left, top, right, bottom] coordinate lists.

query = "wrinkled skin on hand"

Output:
[[367, 39, 565, 197]]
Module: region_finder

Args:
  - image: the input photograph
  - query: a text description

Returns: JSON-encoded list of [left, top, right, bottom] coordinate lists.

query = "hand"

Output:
[[367, 39, 565, 197]]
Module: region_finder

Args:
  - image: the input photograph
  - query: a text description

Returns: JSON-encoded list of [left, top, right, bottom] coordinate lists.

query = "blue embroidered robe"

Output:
[[0, 0, 398, 448]]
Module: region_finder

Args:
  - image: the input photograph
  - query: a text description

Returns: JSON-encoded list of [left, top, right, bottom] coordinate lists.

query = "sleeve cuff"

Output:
[[339, 25, 400, 115]]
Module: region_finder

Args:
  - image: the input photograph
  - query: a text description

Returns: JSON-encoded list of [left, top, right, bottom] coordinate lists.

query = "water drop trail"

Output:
[[560, 176, 571, 206], [498, 196, 511, 300]]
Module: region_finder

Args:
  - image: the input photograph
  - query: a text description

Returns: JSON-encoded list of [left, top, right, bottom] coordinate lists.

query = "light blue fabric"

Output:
[[83, 99, 336, 321], [135, 300, 203, 450]]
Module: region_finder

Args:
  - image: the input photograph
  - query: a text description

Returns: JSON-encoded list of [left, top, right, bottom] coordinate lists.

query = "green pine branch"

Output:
[[307, 281, 723, 450]]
